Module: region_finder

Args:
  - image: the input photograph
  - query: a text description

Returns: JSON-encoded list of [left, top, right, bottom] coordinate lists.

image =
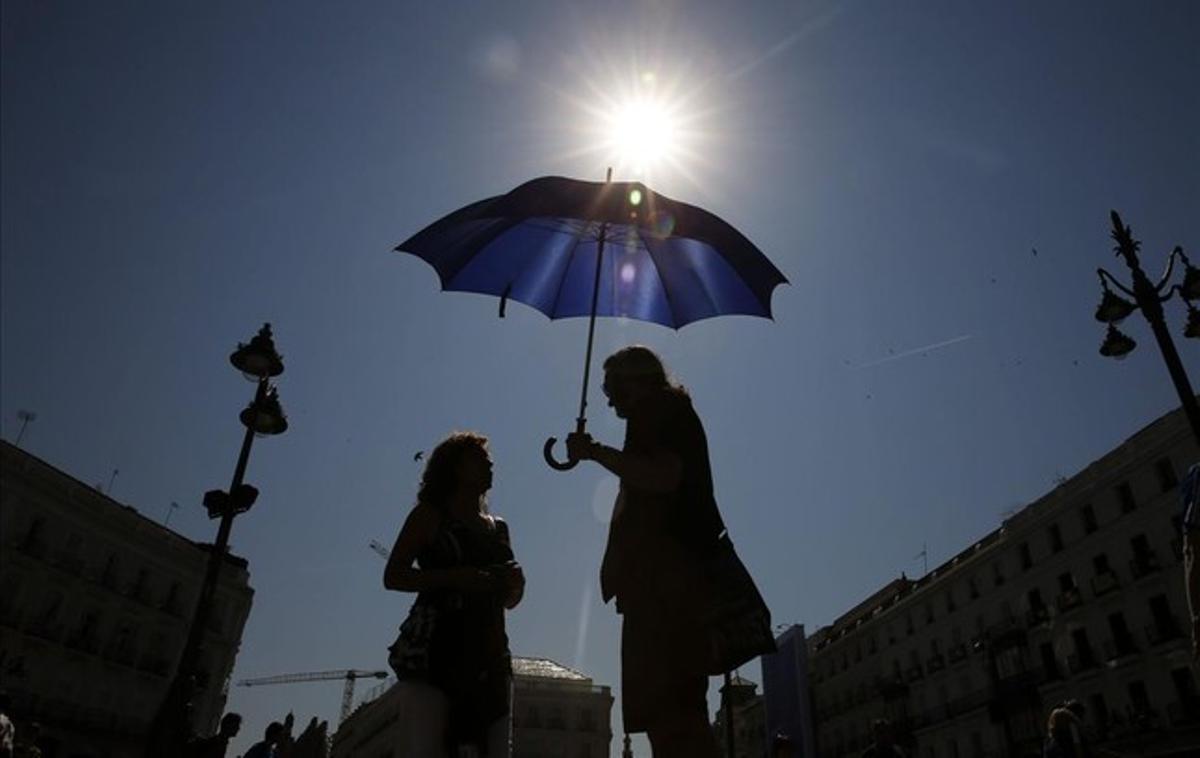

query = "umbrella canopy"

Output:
[[397, 176, 786, 329]]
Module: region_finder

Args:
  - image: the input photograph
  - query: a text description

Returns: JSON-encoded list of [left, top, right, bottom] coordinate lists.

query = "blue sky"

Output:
[[2, 1, 1198, 755]]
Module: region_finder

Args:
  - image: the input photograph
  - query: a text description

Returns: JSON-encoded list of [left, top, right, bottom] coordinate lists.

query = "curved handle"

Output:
[[543, 437, 578, 471]]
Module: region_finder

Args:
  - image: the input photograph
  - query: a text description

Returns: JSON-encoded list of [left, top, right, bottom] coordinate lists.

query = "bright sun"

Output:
[[557, 65, 703, 185], [605, 96, 681, 174]]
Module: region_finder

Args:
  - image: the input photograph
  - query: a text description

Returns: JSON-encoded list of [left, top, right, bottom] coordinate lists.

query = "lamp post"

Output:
[[1094, 211, 1200, 446], [145, 323, 288, 755]]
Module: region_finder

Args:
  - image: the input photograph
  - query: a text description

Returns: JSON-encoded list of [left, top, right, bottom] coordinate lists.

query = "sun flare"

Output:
[[605, 96, 681, 174], [553, 60, 708, 186]]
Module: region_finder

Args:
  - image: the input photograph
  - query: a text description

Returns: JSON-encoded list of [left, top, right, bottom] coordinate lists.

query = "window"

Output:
[[1117, 482, 1136, 513], [1048, 524, 1064, 553], [19, 517, 46, 553], [925, 604, 934, 624], [1019, 543, 1033, 571], [1108, 611, 1135, 656], [1089, 693, 1110, 734], [1071, 628, 1096, 669], [1092, 554, 1111, 575], [100, 554, 119, 588], [1027, 588, 1044, 609], [1080, 504, 1098, 534], [1128, 680, 1151, 713], [1058, 572, 1077, 592], [1155, 457, 1178, 492], [946, 591, 956, 614], [992, 561, 1005, 586], [1039, 642, 1060, 679], [968, 576, 980, 600]]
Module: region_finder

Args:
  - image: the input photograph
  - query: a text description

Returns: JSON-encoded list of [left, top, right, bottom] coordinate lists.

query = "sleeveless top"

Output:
[[415, 513, 514, 754]]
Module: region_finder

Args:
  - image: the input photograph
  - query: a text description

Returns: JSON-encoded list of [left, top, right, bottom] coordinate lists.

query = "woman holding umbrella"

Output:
[[568, 346, 726, 758], [384, 432, 525, 757]]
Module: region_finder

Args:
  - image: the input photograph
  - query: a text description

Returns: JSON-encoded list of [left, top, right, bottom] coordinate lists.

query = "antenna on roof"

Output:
[[14, 409, 37, 447], [914, 542, 928, 577]]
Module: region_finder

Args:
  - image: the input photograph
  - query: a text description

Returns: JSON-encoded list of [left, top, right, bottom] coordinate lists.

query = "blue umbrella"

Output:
[[396, 171, 787, 469]]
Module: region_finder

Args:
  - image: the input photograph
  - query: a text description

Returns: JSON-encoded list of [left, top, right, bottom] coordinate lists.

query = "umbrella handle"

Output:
[[543, 437, 578, 471]]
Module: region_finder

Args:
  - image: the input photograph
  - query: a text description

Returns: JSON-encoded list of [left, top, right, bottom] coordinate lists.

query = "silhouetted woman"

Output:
[[568, 346, 725, 758], [384, 432, 524, 758]]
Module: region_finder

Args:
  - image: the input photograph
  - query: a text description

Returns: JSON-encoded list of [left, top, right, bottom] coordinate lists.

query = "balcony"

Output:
[[26, 620, 63, 642], [16, 538, 47, 560], [1025, 606, 1050, 627], [1066, 653, 1099, 675], [1102, 637, 1138, 661], [138, 656, 171, 678], [104, 647, 137, 668], [1055, 588, 1083, 613], [64, 632, 100, 656], [1091, 571, 1120, 597], [878, 677, 909, 700], [948, 643, 968, 663], [905, 664, 924, 682], [1145, 618, 1183, 647], [1167, 699, 1200, 726], [1130, 552, 1162, 580], [926, 654, 946, 673], [53, 552, 85, 576]]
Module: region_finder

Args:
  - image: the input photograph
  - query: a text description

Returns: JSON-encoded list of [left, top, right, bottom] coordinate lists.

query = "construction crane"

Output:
[[236, 669, 389, 725]]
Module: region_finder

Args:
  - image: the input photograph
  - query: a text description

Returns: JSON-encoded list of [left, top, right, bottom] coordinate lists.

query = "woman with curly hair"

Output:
[[384, 432, 524, 757]]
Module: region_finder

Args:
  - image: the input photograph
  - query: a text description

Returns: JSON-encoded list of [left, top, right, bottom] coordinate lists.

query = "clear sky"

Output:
[[2, 1, 1198, 755]]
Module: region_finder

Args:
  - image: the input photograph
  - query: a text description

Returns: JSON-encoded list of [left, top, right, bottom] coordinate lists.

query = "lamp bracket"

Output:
[[1097, 268, 1136, 298]]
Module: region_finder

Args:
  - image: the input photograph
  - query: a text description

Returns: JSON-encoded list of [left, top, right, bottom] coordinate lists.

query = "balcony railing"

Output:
[[905, 665, 924, 682], [1055, 588, 1083, 612], [64, 632, 100, 655], [1091, 571, 1120, 596], [1066, 652, 1099, 675], [26, 620, 63, 642], [1167, 699, 1200, 726], [1145, 618, 1183, 647], [1130, 552, 1162, 580], [1026, 606, 1050, 627], [53, 552, 85, 576], [948, 643, 968, 663], [1102, 637, 1138, 661], [16, 538, 47, 559]]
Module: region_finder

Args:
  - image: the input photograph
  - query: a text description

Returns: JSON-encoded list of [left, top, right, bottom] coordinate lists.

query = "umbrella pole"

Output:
[[544, 167, 612, 470]]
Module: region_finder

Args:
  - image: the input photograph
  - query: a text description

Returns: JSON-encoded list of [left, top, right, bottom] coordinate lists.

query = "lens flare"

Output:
[[607, 97, 679, 173]]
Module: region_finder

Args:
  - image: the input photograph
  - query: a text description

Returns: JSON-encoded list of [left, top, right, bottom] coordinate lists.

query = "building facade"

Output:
[[0, 441, 254, 757], [761, 624, 816, 758], [807, 406, 1200, 758], [331, 657, 613, 758], [713, 674, 767, 758]]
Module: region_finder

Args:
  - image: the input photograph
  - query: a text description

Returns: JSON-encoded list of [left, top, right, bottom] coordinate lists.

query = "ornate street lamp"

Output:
[[146, 324, 288, 755], [1094, 211, 1200, 445]]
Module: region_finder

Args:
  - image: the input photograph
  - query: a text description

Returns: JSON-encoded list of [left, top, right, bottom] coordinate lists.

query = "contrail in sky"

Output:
[[857, 334, 973, 369], [573, 582, 593, 671], [726, 3, 847, 81]]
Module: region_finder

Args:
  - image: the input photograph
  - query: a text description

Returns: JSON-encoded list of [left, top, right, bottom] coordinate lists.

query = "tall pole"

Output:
[[722, 671, 736, 758], [1108, 211, 1200, 447], [145, 377, 266, 755]]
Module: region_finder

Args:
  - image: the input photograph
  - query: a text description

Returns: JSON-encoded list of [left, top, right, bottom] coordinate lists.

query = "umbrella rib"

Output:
[[547, 227, 590, 317], [639, 233, 686, 329]]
